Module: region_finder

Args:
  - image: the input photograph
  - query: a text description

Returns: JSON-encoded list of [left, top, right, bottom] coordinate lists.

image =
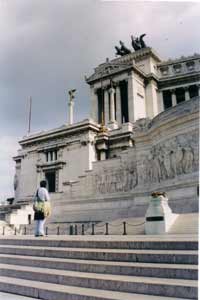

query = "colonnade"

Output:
[[95, 83, 123, 127], [162, 84, 200, 110], [46, 150, 58, 162]]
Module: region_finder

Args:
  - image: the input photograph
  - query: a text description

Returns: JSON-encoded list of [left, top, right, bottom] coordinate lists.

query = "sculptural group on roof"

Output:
[[115, 34, 147, 57]]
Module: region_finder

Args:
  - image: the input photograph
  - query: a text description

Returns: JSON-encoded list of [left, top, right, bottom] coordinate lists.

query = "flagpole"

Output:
[[28, 96, 32, 135]]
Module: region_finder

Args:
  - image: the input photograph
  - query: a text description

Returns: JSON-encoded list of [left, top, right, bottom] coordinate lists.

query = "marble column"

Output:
[[109, 87, 115, 122], [116, 84, 122, 125], [48, 152, 51, 162], [104, 88, 109, 125], [68, 100, 74, 125], [171, 89, 177, 106], [108, 87, 118, 129], [184, 87, 190, 101], [52, 151, 55, 161]]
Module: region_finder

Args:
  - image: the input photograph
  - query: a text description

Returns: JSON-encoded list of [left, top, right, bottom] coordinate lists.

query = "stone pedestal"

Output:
[[121, 122, 133, 133], [107, 121, 118, 130], [95, 131, 108, 161], [145, 194, 178, 235]]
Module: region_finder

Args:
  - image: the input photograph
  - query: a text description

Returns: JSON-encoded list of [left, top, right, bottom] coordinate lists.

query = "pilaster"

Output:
[[145, 80, 158, 118], [128, 75, 134, 123]]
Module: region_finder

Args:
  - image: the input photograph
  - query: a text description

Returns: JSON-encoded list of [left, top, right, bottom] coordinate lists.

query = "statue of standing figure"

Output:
[[182, 146, 194, 173]]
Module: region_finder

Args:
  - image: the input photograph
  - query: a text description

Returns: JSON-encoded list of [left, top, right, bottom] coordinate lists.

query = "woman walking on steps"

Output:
[[33, 180, 51, 237]]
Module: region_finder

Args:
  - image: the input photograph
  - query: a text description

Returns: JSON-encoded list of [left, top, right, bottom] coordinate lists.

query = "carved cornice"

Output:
[[36, 160, 66, 172], [86, 62, 133, 84], [111, 47, 162, 64], [158, 53, 200, 67], [19, 120, 100, 147], [158, 73, 200, 89]]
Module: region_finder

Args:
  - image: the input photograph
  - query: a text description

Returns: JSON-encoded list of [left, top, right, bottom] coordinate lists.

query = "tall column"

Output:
[[68, 101, 74, 125], [109, 87, 115, 122], [52, 151, 55, 161], [116, 84, 122, 125], [171, 89, 176, 106], [104, 88, 109, 126], [48, 152, 51, 162], [68, 89, 76, 125], [108, 87, 118, 129], [184, 87, 190, 101]]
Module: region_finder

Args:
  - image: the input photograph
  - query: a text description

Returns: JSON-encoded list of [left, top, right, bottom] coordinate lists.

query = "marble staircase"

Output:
[[0, 235, 198, 300], [169, 213, 198, 234]]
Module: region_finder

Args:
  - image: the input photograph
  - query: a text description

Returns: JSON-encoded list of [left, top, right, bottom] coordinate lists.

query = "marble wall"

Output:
[[50, 98, 199, 223]]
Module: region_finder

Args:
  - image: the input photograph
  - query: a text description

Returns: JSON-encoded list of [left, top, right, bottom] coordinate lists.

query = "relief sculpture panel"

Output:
[[94, 131, 198, 194], [95, 162, 137, 194], [138, 131, 198, 185]]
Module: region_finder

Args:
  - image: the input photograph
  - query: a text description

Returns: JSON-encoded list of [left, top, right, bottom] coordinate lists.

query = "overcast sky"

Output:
[[0, 0, 199, 201]]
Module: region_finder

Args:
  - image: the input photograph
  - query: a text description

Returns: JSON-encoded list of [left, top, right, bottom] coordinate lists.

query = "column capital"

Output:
[[109, 87, 115, 94], [68, 100, 74, 106], [170, 88, 176, 94], [183, 86, 189, 91], [100, 86, 108, 91]]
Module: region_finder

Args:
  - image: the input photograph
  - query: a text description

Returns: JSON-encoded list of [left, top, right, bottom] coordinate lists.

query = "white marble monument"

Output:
[[4, 39, 199, 227]]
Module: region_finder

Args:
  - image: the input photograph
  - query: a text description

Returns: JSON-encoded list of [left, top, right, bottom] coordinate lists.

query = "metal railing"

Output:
[[1, 220, 145, 236]]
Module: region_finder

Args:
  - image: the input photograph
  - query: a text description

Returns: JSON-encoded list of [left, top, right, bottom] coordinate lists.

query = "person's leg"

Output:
[[38, 219, 45, 236], [35, 220, 39, 236]]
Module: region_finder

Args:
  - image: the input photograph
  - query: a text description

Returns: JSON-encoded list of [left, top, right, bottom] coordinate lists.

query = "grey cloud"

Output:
[[0, 0, 199, 199]]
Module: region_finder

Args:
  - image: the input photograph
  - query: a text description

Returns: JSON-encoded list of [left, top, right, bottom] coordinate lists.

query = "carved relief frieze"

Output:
[[93, 130, 198, 194], [94, 162, 137, 194], [138, 131, 198, 184]]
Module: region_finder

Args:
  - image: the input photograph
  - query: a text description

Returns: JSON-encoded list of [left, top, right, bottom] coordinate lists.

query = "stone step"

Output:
[[0, 276, 192, 300], [0, 235, 198, 250], [0, 264, 197, 299], [0, 245, 197, 264], [169, 214, 198, 234], [0, 254, 197, 279], [0, 291, 38, 300]]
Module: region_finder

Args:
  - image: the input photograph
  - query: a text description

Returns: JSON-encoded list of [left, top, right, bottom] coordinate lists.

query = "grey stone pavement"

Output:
[[0, 292, 37, 300]]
